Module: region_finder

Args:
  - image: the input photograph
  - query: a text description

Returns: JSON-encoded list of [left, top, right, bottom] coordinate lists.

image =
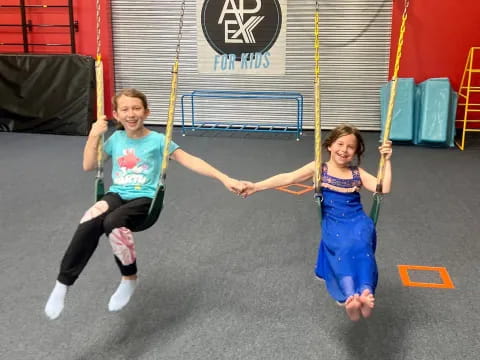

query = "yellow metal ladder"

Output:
[[456, 47, 480, 150]]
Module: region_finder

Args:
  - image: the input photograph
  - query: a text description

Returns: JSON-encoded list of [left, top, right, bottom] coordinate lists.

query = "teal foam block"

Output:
[[380, 78, 415, 142], [414, 78, 456, 147]]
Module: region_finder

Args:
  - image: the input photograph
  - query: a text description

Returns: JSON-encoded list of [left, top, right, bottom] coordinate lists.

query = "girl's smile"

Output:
[[328, 134, 358, 166]]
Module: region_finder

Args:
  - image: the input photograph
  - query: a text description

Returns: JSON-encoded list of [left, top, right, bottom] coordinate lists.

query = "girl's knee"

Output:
[[80, 201, 109, 223], [109, 227, 136, 265]]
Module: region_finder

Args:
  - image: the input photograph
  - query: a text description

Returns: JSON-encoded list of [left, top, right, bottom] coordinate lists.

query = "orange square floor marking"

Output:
[[397, 265, 455, 289], [275, 183, 313, 196]]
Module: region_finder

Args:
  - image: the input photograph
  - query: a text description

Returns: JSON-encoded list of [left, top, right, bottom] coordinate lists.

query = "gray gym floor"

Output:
[[0, 129, 479, 360]]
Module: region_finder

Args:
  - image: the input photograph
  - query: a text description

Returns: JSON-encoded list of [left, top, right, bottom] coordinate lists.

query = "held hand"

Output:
[[239, 181, 257, 198], [89, 115, 109, 137], [223, 177, 246, 195], [379, 140, 393, 160]]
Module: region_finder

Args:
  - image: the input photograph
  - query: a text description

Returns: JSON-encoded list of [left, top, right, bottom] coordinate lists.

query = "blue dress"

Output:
[[314, 163, 378, 303]]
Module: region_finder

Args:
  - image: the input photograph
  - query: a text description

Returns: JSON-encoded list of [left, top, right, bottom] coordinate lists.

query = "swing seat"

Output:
[[134, 184, 165, 232], [314, 192, 323, 221], [95, 181, 165, 232], [369, 192, 383, 225], [95, 177, 105, 202]]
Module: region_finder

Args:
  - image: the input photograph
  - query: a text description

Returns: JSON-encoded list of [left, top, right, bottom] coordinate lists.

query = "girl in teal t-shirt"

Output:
[[45, 88, 245, 320]]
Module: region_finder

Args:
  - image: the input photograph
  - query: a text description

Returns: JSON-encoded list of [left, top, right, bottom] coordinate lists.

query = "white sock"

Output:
[[108, 278, 137, 312], [44, 281, 68, 320]]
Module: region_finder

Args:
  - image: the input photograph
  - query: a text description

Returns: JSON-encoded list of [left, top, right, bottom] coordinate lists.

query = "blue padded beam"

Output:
[[380, 78, 416, 142]]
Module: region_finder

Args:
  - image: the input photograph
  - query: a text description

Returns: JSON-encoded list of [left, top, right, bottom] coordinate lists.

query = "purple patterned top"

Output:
[[320, 163, 362, 193]]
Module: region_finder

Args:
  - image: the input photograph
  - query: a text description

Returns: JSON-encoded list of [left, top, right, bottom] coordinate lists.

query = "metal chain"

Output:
[[96, 0, 101, 58], [314, 5, 320, 79], [161, 0, 186, 184], [392, 5, 408, 82], [95, 0, 104, 173], [403, 0, 410, 17], [313, 0, 322, 195], [175, 0, 186, 62]]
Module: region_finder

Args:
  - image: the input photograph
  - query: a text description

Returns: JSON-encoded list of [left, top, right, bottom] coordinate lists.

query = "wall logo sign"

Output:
[[197, 0, 286, 74], [202, 0, 282, 60]]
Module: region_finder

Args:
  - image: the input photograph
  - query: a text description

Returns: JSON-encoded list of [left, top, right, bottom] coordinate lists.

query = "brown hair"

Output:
[[112, 88, 149, 111], [322, 124, 365, 164]]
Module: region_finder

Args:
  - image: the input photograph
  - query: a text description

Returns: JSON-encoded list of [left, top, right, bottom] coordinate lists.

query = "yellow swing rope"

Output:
[[160, 0, 185, 185], [375, 0, 409, 193], [94, 0, 105, 199], [313, 0, 322, 202]]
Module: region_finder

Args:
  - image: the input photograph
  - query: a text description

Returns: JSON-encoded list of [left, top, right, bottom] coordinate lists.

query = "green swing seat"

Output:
[[369, 192, 382, 226], [95, 179, 165, 232]]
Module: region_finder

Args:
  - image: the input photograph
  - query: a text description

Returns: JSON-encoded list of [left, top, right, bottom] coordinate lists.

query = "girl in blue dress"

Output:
[[241, 124, 392, 321]]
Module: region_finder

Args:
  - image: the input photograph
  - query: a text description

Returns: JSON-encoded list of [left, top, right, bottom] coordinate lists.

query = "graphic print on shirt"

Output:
[[114, 149, 149, 190]]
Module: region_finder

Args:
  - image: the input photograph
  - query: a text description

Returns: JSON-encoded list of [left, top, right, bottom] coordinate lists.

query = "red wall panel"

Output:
[[390, 0, 480, 127], [0, 0, 114, 116], [389, 0, 480, 90]]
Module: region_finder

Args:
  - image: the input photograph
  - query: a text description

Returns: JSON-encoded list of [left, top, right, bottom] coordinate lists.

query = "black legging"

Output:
[[57, 193, 151, 286]]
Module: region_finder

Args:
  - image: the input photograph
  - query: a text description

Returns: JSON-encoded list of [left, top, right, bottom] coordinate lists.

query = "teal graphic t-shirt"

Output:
[[104, 130, 179, 200]]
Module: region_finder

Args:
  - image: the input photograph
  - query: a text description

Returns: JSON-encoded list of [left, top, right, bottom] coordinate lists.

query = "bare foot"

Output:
[[359, 289, 375, 318], [345, 294, 361, 321]]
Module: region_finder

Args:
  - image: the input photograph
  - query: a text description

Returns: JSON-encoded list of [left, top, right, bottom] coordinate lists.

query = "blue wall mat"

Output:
[[380, 78, 415, 142], [415, 78, 456, 147]]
